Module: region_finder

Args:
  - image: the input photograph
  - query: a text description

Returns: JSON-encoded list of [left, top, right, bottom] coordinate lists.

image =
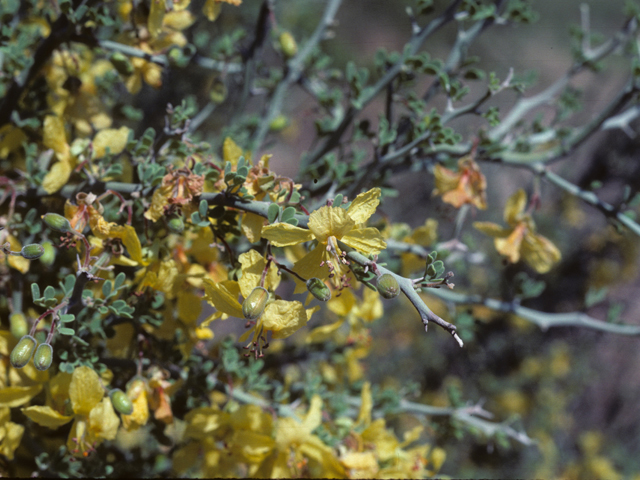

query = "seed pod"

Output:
[[279, 31, 298, 58], [9, 312, 28, 339], [306, 278, 331, 302], [376, 273, 400, 299], [33, 343, 53, 371], [109, 52, 134, 76], [110, 389, 134, 415], [242, 287, 269, 321], [41, 213, 72, 233], [10, 335, 37, 369], [39, 241, 55, 266], [20, 243, 45, 260], [167, 216, 184, 234]]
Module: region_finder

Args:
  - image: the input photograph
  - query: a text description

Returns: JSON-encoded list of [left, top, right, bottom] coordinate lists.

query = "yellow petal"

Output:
[[230, 430, 276, 464], [110, 224, 146, 265], [341, 228, 386, 255], [354, 288, 383, 322], [327, 289, 356, 316], [261, 223, 314, 246], [241, 212, 265, 243], [164, 10, 195, 30], [223, 137, 244, 165], [148, 0, 166, 37], [306, 318, 344, 344], [356, 382, 372, 427], [184, 406, 226, 439], [0, 385, 43, 408], [301, 394, 323, 433], [122, 382, 149, 431], [0, 421, 24, 460], [410, 218, 438, 246], [43, 115, 69, 160], [261, 300, 307, 339], [203, 279, 244, 318], [202, 0, 222, 21], [144, 184, 173, 222], [42, 160, 73, 194], [495, 224, 525, 263], [504, 189, 527, 225], [5, 235, 29, 273], [291, 247, 332, 285], [177, 291, 203, 325], [238, 250, 266, 298], [473, 221, 511, 238], [340, 451, 379, 473], [347, 188, 381, 224], [21, 405, 73, 428], [92, 126, 130, 159], [521, 232, 562, 274], [88, 397, 120, 441], [69, 366, 104, 416], [172, 0, 191, 11], [308, 206, 354, 243]]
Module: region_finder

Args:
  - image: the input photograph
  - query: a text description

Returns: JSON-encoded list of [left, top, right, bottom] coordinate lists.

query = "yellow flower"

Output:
[[41, 116, 130, 193], [0, 407, 24, 460], [21, 366, 120, 456], [262, 188, 386, 289], [203, 250, 316, 349], [474, 189, 561, 273], [203, 0, 242, 22], [433, 155, 487, 209]]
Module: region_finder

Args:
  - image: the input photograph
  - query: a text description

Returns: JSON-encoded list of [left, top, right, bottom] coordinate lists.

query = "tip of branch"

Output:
[[453, 332, 464, 348]]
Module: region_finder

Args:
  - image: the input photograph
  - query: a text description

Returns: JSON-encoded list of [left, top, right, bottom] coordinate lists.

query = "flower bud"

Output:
[[376, 273, 400, 299], [167, 216, 184, 234], [109, 52, 134, 76], [269, 115, 288, 132], [10, 335, 37, 369], [279, 31, 298, 58], [42, 213, 72, 233], [110, 389, 134, 415], [306, 278, 331, 302], [242, 287, 269, 321], [9, 312, 28, 339], [20, 243, 45, 260], [33, 343, 53, 371]]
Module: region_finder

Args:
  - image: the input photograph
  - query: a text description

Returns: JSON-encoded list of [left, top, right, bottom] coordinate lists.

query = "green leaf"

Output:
[[114, 272, 126, 290], [58, 327, 75, 336], [43, 286, 55, 300], [267, 203, 280, 223], [59, 314, 75, 323], [102, 281, 112, 299], [281, 206, 296, 222], [199, 199, 209, 218], [31, 283, 41, 300]]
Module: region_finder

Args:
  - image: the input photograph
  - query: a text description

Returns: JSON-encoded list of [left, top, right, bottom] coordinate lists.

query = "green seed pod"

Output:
[[306, 278, 331, 302], [242, 287, 269, 321], [39, 241, 56, 266], [41, 213, 72, 233], [10, 335, 37, 369], [376, 273, 400, 299], [110, 389, 134, 415], [279, 31, 298, 58], [20, 243, 45, 260], [167, 216, 184, 234], [109, 52, 134, 76], [33, 343, 53, 371], [9, 312, 28, 339]]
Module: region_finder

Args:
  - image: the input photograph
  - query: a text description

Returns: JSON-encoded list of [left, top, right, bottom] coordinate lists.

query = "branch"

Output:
[[427, 287, 640, 336], [487, 16, 638, 142], [302, 0, 464, 170], [346, 250, 463, 347], [98, 39, 242, 73], [249, 0, 344, 153]]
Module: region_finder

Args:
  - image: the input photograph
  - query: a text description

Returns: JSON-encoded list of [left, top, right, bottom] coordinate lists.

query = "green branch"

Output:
[[249, 0, 344, 153]]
